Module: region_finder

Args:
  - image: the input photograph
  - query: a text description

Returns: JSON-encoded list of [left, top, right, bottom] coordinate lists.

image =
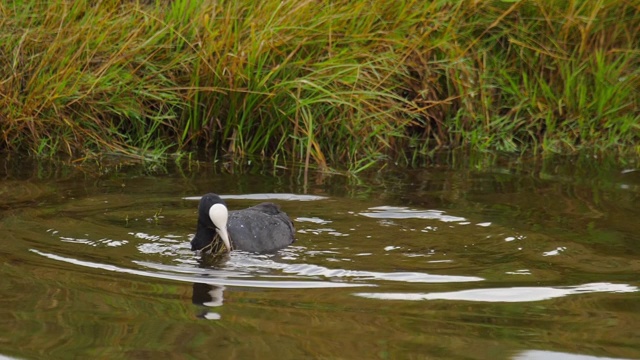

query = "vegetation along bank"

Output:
[[1, 0, 638, 170]]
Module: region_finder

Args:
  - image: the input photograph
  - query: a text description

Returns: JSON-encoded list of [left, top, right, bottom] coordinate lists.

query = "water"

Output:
[[1, 154, 639, 359]]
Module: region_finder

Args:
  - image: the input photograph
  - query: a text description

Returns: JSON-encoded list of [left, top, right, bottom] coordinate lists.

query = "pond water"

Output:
[[1, 154, 639, 359]]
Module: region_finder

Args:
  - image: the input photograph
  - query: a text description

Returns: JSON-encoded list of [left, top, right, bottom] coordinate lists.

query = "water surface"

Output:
[[1, 154, 639, 359]]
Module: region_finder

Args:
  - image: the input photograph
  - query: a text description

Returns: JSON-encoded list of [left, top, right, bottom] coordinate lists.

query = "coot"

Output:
[[191, 193, 295, 254]]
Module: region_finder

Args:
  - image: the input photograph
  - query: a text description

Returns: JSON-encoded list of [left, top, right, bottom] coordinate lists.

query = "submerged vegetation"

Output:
[[0, 0, 638, 169]]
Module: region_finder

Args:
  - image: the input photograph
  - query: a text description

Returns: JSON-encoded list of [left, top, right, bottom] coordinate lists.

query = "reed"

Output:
[[1, 0, 638, 169]]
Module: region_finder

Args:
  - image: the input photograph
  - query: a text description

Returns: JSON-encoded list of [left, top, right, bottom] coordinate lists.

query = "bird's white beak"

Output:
[[209, 203, 232, 251], [216, 226, 231, 252]]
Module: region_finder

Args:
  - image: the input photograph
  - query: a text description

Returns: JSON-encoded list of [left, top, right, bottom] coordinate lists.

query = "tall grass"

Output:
[[1, 0, 638, 169]]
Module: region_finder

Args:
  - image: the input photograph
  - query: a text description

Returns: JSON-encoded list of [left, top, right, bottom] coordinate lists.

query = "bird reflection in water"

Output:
[[192, 283, 226, 320]]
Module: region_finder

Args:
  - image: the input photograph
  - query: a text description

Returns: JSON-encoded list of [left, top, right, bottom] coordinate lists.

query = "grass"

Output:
[[0, 0, 638, 171]]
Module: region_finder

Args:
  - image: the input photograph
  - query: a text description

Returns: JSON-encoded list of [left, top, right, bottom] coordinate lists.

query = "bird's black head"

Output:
[[191, 193, 227, 251]]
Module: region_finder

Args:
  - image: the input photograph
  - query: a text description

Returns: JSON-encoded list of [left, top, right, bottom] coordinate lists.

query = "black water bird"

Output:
[[191, 193, 295, 254]]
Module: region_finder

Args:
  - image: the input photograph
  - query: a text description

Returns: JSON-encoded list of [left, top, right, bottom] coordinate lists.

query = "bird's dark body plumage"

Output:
[[227, 202, 295, 253]]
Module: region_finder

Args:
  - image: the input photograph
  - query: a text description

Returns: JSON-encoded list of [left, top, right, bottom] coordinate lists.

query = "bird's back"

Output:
[[227, 202, 295, 253]]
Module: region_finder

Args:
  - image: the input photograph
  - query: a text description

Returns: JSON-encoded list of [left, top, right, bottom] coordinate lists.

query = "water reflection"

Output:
[[192, 283, 225, 320]]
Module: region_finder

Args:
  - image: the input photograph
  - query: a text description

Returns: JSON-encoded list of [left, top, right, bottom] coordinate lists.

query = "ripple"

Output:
[[30, 249, 370, 289], [183, 193, 327, 201], [0, 353, 25, 360], [360, 206, 467, 222], [543, 247, 567, 256], [136, 242, 190, 256], [131, 231, 191, 256], [513, 350, 631, 360], [297, 228, 349, 237], [197, 252, 485, 283], [355, 282, 638, 303], [295, 216, 332, 224], [51, 229, 129, 248], [506, 269, 532, 275]]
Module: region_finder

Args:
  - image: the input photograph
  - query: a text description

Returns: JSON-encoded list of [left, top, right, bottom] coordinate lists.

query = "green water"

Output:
[[1, 155, 639, 359]]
